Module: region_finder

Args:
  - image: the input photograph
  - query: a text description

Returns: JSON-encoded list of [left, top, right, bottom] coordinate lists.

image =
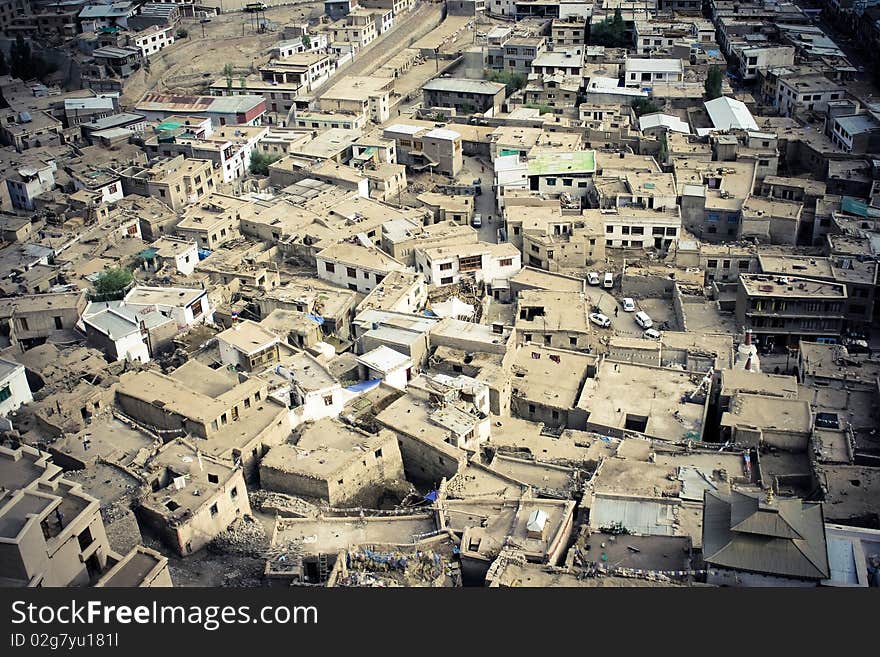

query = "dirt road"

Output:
[[316, 2, 444, 98]]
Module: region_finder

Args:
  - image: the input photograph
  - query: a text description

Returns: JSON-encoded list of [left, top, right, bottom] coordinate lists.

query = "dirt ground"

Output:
[[120, 3, 325, 105]]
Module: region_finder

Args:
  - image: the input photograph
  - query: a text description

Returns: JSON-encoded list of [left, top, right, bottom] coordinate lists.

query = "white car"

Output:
[[589, 312, 611, 328], [621, 298, 636, 312], [603, 272, 614, 289], [634, 311, 653, 329], [471, 213, 482, 228], [587, 272, 600, 286], [643, 328, 661, 340]]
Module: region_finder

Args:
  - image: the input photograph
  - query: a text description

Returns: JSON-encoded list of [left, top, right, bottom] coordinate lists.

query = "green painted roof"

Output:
[[528, 150, 596, 176]]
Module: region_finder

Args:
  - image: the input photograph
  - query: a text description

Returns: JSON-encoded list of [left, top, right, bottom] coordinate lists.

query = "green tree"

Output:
[[658, 131, 668, 164], [705, 65, 723, 100], [590, 9, 628, 48], [10, 34, 31, 80], [223, 63, 234, 91], [485, 70, 527, 94], [249, 149, 282, 176], [301, 35, 311, 49], [176, 28, 188, 39], [94, 267, 133, 297], [631, 98, 660, 117]]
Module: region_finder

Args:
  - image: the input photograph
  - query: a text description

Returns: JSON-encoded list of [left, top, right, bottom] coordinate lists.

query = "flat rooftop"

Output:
[[739, 274, 846, 298], [577, 362, 707, 442], [272, 514, 437, 555]]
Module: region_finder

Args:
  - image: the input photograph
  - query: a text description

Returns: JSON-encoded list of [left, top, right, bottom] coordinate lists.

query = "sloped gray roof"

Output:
[[702, 490, 829, 580]]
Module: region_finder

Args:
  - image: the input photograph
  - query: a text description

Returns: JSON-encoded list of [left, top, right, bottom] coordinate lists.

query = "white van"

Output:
[[603, 272, 614, 289], [472, 213, 482, 228], [634, 311, 653, 329]]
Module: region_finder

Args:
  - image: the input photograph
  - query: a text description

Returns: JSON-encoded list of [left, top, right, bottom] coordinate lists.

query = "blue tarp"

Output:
[[345, 378, 382, 393], [423, 310, 438, 317], [197, 248, 212, 260], [424, 491, 438, 502], [306, 313, 325, 325]]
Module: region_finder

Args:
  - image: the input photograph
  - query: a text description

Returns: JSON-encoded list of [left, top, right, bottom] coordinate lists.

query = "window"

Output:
[[0, 386, 10, 403], [230, 487, 238, 499], [53, 316, 63, 330], [347, 267, 357, 278], [528, 404, 536, 414], [209, 503, 219, 517], [606, 225, 613, 233], [546, 178, 556, 186], [439, 262, 453, 271], [707, 260, 718, 268], [569, 336, 577, 346], [441, 276, 453, 285], [374, 449, 383, 458], [324, 394, 334, 406], [500, 258, 513, 266], [738, 260, 750, 269], [324, 261, 335, 274], [207, 473, 219, 484]]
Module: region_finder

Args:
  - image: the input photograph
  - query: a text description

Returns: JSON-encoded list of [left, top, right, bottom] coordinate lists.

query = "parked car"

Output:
[[634, 311, 653, 329], [621, 297, 636, 312], [643, 328, 661, 340], [603, 272, 614, 289], [587, 272, 600, 285], [471, 213, 482, 228], [589, 312, 611, 328]]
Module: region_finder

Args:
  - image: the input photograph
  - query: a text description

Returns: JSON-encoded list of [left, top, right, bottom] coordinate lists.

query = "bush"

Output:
[[705, 65, 723, 100], [524, 103, 555, 115], [631, 98, 661, 117], [176, 28, 188, 39], [590, 9, 628, 48], [94, 267, 133, 297], [249, 149, 282, 176], [485, 70, 527, 94]]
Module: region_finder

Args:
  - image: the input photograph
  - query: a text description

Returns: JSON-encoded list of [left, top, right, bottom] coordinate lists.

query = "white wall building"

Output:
[[123, 286, 213, 329], [357, 345, 412, 390], [415, 241, 522, 286], [0, 358, 33, 419], [316, 243, 406, 294], [624, 58, 684, 88]]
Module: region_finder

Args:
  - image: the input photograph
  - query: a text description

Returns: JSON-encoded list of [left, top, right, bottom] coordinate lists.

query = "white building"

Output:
[[0, 358, 33, 420], [357, 345, 412, 390], [494, 153, 529, 210], [415, 241, 522, 286], [316, 242, 406, 294], [6, 160, 57, 211], [123, 286, 213, 329], [283, 351, 346, 428], [80, 301, 174, 364], [146, 237, 199, 276], [624, 58, 683, 88], [776, 75, 846, 119], [131, 24, 175, 58]]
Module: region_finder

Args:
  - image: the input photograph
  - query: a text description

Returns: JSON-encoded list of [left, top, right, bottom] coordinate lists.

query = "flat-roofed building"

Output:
[[260, 419, 405, 506], [422, 78, 506, 116], [735, 274, 847, 348], [415, 241, 521, 287], [316, 242, 406, 294], [0, 445, 116, 587]]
